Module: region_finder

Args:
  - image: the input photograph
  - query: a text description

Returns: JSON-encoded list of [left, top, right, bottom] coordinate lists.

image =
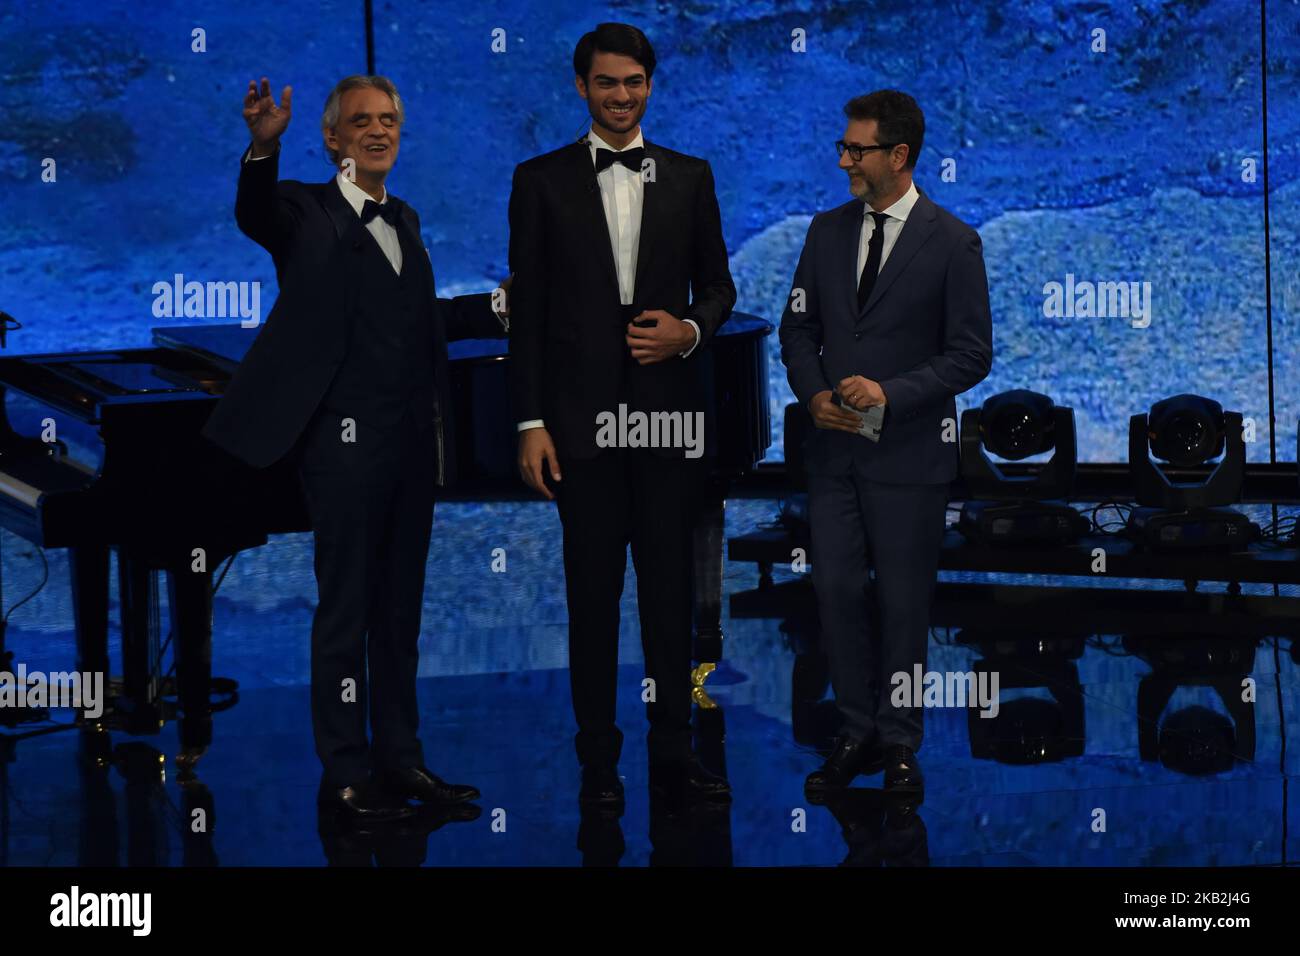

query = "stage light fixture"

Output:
[[958, 389, 1089, 544], [958, 630, 1086, 764], [1126, 633, 1256, 772], [1126, 394, 1255, 550]]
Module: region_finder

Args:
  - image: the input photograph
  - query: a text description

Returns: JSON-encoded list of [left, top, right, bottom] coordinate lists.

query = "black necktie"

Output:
[[857, 211, 890, 311], [360, 198, 402, 227], [594, 146, 646, 174]]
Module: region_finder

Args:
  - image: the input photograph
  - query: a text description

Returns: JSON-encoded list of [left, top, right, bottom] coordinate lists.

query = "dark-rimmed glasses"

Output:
[[835, 140, 899, 161]]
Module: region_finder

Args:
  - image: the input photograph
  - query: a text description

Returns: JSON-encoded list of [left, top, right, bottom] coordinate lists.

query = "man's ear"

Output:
[[574, 75, 588, 101], [323, 126, 338, 157]]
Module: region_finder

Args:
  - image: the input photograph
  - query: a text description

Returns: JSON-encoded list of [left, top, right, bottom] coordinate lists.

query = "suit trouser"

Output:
[[552, 448, 701, 767], [297, 406, 434, 787], [807, 472, 949, 750]]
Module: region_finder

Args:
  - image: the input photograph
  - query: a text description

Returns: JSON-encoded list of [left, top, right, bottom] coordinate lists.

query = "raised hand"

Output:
[[243, 77, 292, 156]]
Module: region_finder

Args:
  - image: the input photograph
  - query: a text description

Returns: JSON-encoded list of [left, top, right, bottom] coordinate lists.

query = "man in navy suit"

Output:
[[204, 76, 506, 822], [779, 90, 992, 795]]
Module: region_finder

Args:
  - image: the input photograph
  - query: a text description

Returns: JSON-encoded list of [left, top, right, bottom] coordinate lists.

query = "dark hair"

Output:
[[843, 90, 924, 170], [573, 23, 656, 83]]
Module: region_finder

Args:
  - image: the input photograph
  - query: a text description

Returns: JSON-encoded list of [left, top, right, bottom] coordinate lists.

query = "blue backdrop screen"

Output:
[[3, 0, 1296, 463]]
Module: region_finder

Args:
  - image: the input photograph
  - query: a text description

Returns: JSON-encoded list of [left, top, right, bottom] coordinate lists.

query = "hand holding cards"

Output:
[[833, 393, 883, 441], [834, 375, 886, 442], [849, 402, 884, 441]]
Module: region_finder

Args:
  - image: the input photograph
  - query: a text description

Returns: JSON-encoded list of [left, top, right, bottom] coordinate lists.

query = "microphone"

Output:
[[0, 310, 20, 349], [577, 123, 598, 192]]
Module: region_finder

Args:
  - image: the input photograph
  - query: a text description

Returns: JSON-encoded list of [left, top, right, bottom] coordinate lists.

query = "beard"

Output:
[[849, 172, 891, 203], [592, 100, 646, 136]]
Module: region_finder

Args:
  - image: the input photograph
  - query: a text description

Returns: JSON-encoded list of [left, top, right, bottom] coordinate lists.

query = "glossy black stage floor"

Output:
[[1, 498, 1297, 867]]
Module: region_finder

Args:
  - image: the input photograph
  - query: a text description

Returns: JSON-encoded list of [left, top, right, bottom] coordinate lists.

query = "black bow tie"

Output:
[[360, 198, 402, 227], [594, 146, 646, 174]]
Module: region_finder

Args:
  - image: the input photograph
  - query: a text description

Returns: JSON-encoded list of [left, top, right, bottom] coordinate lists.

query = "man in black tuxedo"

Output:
[[779, 90, 992, 795], [203, 75, 505, 821], [508, 23, 736, 807]]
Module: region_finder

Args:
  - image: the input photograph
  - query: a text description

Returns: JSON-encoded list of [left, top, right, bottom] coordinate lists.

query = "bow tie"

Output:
[[360, 198, 401, 227], [594, 146, 646, 174]]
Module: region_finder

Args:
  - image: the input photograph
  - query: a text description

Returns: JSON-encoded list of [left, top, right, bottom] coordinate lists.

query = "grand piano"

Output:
[[0, 316, 771, 758]]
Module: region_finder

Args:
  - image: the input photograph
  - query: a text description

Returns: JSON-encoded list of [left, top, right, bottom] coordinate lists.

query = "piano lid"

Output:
[[152, 325, 259, 374], [0, 348, 219, 423]]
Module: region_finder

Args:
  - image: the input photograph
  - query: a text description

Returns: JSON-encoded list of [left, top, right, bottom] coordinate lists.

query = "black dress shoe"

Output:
[[318, 778, 415, 822], [381, 766, 480, 805], [683, 756, 732, 802], [651, 756, 733, 804], [580, 765, 625, 808], [805, 735, 883, 793], [882, 745, 924, 794]]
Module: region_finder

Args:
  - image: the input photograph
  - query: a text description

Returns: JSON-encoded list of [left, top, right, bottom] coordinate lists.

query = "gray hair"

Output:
[[320, 74, 405, 164]]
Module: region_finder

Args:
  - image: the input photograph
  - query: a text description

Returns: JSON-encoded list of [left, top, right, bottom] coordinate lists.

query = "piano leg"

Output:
[[69, 545, 111, 687], [167, 565, 213, 768], [117, 552, 163, 733], [691, 478, 728, 703]]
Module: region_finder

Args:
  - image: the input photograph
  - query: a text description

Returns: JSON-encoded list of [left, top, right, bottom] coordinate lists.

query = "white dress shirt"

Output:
[[517, 126, 701, 433], [590, 125, 644, 306], [856, 180, 919, 283], [335, 171, 402, 275]]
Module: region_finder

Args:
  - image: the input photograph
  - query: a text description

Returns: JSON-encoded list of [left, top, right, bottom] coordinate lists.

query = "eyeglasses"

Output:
[[835, 140, 899, 161]]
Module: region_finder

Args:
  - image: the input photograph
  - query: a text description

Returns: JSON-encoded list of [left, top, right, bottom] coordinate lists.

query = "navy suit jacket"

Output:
[[778, 187, 993, 483], [201, 147, 506, 481]]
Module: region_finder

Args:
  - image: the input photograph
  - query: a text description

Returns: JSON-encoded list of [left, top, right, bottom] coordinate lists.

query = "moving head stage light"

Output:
[[1126, 394, 1256, 551], [958, 389, 1089, 544]]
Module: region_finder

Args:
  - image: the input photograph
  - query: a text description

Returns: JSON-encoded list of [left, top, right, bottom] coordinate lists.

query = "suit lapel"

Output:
[[318, 179, 436, 318], [562, 141, 621, 298], [395, 200, 435, 296], [858, 187, 938, 319], [632, 141, 670, 305], [317, 178, 366, 322], [833, 202, 863, 320], [320, 176, 358, 242]]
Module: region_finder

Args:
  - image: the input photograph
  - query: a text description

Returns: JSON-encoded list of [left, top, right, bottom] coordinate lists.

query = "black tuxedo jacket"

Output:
[[201, 148, 505, 482], [779, 188, 993, 483], [507, 139, 736, 459]]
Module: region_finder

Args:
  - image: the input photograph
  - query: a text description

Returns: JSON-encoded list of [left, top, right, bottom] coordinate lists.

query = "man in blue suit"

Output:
[[779, 90, 992, 795]]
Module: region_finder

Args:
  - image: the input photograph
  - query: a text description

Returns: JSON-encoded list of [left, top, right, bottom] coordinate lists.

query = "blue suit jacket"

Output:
[[778, 187, 993, 483]]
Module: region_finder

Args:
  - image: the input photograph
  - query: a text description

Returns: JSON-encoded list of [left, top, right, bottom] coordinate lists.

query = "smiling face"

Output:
[[576, 50, 651, 147], [839, 118, 908, 207], [324, 86, 401, 185]]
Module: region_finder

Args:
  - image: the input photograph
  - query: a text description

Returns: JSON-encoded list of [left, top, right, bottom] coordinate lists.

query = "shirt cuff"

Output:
[[517, 420, 545, 432], [243, 143, 276, 163], [680, 318, 702, 358]]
